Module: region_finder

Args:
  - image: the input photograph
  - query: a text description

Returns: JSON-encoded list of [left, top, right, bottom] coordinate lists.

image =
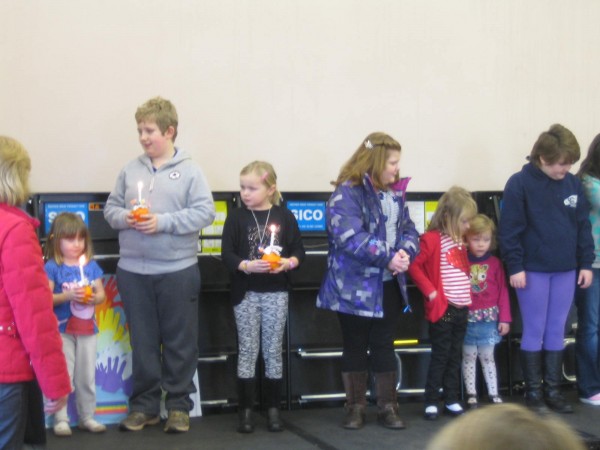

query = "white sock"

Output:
[[445, 403, 463, 412]]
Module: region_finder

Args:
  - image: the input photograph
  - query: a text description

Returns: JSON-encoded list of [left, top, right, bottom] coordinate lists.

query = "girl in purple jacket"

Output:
[[317, 132, 419, 430]]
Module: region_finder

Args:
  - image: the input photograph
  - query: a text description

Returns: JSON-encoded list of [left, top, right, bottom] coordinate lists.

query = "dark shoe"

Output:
[[237, 377, 256, 433], [267, 407, 283, 432], [342, 404, 366, 429], [237, 408, 254, 433], [543, 350, 573, 414], [466, 395, 478, 410], [424, 405, 438, 421], [119, 412, 160, 431], [443, 403, 464, 417], [263, 378, 284, 431], [164, 410, 190, 433], [377, 404, 406, 429], [341, 372, 368, 429], [525, 391, 550, 414], [374, 371, 404, 429], [521, 350, 548, 413]]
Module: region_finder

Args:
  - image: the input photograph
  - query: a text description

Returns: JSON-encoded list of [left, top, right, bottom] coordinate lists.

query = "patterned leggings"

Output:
[[234, 291, 288, 379], [462, 344, 498, 396]]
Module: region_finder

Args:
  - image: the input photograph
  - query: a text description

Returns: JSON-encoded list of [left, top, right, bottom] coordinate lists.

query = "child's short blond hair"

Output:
[[467, 214, 497, 250], [135, 97, 179, 141]]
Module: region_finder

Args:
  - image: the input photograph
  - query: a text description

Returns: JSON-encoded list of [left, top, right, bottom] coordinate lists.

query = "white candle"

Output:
[[137, 181, 143, 203], [269, 225, 276, 248], [78, 255, 86, 284]]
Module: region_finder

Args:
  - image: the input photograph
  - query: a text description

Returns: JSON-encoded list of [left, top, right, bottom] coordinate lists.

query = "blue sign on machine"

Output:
[[45, 202, 89, 233], [286, 200, 326, 232]]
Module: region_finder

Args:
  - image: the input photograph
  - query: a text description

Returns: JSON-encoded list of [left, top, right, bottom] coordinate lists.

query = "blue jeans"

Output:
[[575, 268, 600, 398], [0, 382, 28, 450]]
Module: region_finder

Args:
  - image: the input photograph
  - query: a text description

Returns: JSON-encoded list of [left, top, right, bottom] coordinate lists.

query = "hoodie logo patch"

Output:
[[563, 195, 577, 208], [169, 171, 181, 180]]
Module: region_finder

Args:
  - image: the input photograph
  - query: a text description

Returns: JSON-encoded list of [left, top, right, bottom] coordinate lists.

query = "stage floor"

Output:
[[46, 389, 600, 450]]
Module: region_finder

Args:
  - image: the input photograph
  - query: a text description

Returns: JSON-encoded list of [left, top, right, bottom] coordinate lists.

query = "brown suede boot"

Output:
[[375, 371, 405, 429], [341, 372, 367, 430]]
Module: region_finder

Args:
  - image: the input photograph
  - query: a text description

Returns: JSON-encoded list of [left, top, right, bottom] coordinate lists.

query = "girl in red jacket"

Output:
[[0, 136, 71, 449], [408, 186, 477, 421]]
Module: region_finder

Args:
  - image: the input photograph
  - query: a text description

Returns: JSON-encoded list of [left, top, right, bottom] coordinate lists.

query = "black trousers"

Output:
[[425, 304, 468, 405], [337, 281, 400, 373]]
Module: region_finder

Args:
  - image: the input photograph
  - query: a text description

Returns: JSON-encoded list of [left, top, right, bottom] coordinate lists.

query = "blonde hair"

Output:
[[240, 161, 282, 206], [333, 132, 402, 191], [426, 403, 585, 450], [0, 136, 31, 206], [466, 214, 497, 251], [44, 212, 95, 265], [428, 186, 477, 242], [135, 97, 179, 142]]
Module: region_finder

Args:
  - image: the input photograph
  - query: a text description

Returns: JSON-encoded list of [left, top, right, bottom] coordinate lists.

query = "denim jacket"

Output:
[[316, 176, 419, 318]]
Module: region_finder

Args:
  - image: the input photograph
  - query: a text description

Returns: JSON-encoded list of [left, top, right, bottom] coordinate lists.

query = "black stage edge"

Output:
[[46, 390, 600, 450]]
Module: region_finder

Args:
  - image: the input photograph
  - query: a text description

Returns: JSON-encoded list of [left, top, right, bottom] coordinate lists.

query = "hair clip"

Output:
[[364, 139, 373, 149], [261, 172, 269, 181]]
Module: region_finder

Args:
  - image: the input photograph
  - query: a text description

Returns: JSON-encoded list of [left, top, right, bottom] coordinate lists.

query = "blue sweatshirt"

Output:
[[498, 162, 594, 276]]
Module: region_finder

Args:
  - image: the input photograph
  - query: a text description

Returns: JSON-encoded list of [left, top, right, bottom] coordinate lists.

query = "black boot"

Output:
[[264, 378, 283, 432], [341, 372, 367, 430], [520, 350, 548, 413], [544, 350, 573, 414], [374, 372, 405, 429], [237, 378, 256, 433]]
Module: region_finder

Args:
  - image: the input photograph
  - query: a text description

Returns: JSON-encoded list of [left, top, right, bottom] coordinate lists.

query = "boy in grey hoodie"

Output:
[[104, 97, 215, 434]]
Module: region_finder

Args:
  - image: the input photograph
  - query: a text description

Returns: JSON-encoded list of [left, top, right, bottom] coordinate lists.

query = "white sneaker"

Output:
[[53, 421, 72, 437], [580, 393, 600, 406], [78, 418, 107, 433]]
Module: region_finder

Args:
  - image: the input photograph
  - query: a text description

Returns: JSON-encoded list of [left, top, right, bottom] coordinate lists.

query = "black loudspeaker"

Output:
[[197, 257, 238, 408], [197, 354, 238, 409], [396, 348, 430, 396], [288, 281, 345, 405]]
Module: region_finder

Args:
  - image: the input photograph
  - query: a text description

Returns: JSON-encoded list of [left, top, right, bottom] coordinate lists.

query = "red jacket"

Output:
[[0, 203, 70, 399], [408, 230, 470, 323]]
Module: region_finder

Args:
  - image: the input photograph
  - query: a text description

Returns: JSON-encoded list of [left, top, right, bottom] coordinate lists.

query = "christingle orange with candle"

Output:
[[133, 180, 150, 222], [261, 224, 282, 269], [78, 255, 93, 303]]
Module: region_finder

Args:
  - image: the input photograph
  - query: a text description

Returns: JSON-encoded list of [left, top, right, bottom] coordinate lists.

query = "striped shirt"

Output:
[[440, 234, 472, 307]]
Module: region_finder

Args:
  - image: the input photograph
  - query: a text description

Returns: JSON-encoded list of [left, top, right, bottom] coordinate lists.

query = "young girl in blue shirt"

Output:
[[45, 212, 106, 436]]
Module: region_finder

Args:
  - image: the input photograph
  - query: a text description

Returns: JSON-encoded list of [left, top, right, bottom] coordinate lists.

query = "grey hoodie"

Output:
[[104, 149, 215, 275]]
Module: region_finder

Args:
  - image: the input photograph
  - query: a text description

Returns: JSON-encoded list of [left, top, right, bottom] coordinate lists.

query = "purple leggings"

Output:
[[516, 270, 575, 351]]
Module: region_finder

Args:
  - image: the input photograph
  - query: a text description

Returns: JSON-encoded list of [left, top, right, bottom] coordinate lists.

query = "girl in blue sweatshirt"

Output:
[[498, 124, 594, 414]]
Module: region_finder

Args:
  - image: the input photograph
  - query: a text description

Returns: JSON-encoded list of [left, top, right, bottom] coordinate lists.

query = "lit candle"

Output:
[[269, 225, 276, 248], [78, 255, 86, 284], [137, 181, 143, 203]]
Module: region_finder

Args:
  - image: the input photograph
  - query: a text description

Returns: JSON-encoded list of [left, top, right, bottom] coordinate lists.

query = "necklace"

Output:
[[250, 207, 272, 248]]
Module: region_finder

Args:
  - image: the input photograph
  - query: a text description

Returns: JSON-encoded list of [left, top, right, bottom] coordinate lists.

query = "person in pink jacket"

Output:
[[0, 136, 71, 449]]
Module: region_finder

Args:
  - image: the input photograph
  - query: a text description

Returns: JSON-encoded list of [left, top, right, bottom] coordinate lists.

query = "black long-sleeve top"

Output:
[[221, 205, 305, 305]]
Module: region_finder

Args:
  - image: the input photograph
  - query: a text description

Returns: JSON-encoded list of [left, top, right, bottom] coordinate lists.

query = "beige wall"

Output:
[[2, 0, 600, 194]]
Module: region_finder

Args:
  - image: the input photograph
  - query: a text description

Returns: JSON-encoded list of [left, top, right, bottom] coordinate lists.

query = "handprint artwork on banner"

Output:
[[93, 274, 132, 422]]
